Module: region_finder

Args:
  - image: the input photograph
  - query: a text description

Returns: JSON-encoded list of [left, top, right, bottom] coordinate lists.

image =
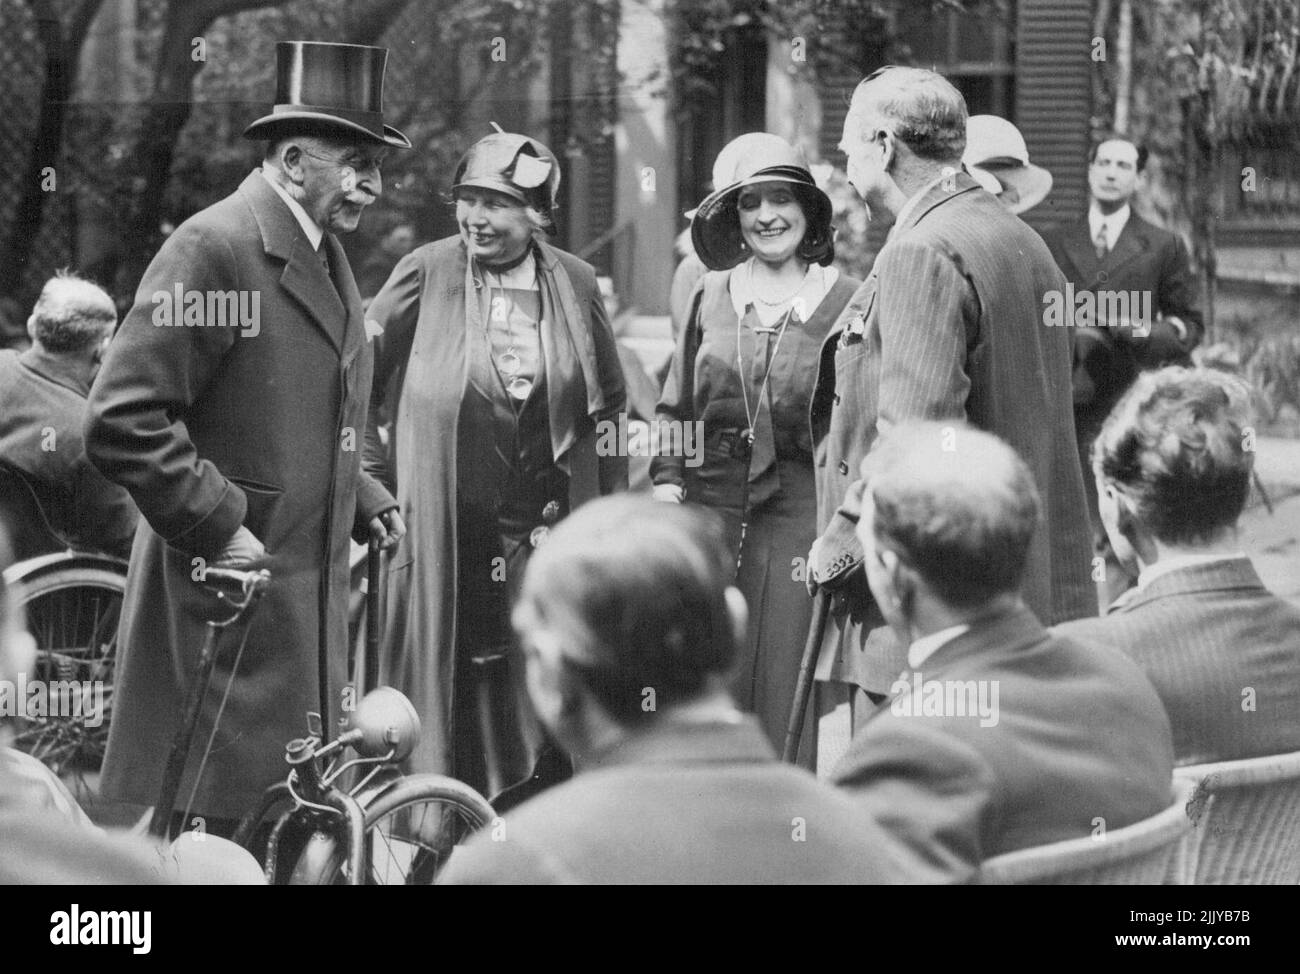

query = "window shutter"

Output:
[[1015, 0, 1094, 231]]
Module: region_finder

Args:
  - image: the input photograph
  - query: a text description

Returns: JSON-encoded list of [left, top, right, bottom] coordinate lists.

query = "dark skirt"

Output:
[[714, 458, 820, 768]]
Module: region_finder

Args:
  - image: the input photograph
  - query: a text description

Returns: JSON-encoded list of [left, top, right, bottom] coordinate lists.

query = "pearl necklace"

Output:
[[747, 258, 809, 308]]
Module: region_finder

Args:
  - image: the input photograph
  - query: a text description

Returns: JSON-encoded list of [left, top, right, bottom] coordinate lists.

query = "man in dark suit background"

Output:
[[808, 66, 1094, 710], [85, 42, 407, 834], [831, 422, 1174, 882], [440, 496, 938, 885], [1057, 367, 1300, 766], [1045, 134, 1204, 597]]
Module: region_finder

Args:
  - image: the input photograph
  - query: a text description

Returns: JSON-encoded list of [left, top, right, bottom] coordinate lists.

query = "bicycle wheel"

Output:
[[4, 554, 126, 798], [290, 774, 495, 885]]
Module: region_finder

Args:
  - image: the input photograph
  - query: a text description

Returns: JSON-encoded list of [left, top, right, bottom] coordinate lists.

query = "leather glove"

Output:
[[652, 483, 685, 504], [806, 479, 882, 628], [212, 524, 266, 568]]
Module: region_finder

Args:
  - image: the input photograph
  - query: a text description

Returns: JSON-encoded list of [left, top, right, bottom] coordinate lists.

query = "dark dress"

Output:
[[453, 279, 568, 796], [364, 237, 627, 800], [653, 268, 860, 765]]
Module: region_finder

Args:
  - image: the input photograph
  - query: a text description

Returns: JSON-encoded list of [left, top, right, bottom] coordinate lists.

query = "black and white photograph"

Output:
[[0, 0, 1296, 926]]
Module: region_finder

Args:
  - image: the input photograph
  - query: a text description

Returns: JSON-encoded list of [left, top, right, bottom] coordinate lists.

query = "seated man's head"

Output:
[[27, 271, 117, 366], [263, 131, 389, 234], [857, 422, 1041, 640], [512, 496, 746, 759], [1092, 366, 1254, 574]]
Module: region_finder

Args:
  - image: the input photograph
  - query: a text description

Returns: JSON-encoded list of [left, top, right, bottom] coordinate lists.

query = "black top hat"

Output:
[[243, 41, 411, 149]]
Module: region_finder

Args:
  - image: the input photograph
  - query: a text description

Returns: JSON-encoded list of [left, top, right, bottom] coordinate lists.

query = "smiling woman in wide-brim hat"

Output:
[[362, 127, 628, 804], [653, 132, 855, 769], [689, 132, 836, 272]]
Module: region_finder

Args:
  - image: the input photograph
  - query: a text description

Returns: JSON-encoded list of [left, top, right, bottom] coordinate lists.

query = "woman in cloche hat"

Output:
[[651, 133, 860, 768], [962, 115, 1053, 216], [364, 129, 627, 803]]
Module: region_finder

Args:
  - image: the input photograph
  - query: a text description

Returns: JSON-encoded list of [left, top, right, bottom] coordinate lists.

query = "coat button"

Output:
[[833, 393, 841, 405], [838, 461, 849, 475]]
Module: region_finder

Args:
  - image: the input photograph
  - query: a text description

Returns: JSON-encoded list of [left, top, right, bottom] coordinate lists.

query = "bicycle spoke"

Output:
[[12, 569, 124, 794]]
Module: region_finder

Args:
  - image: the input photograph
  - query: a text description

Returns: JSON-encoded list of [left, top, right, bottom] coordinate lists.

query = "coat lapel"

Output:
[[1060, 220, 1100, 283], [533, 241, 607, 463], [892, 171, 982, 238], [324, 232, 364, 365], [1096, 214, 1149, 280], [240, 171, 347, 354]]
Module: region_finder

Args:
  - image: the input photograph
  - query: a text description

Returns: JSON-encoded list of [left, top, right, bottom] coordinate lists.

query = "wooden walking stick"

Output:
[[365, 536, 382, 694], [783, 589, 831, 763]]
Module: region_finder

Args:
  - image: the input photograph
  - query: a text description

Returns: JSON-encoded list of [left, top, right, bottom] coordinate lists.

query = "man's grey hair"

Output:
[[864, 421, 1040, 608], [849, 66, 968, 163], [30, 270, 116, 354], [263, 132, 352, 168]]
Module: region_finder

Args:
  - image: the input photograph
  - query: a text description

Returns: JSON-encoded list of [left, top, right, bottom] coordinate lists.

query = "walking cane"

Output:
[[782, 589, 831, 763], [148, 568, 270, 840], [364, 536, 382, 694]]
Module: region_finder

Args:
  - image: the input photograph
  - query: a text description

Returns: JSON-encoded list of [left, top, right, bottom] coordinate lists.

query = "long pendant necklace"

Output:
[[484, 271, 535, 401], [734, 305, 792, 570], [737, 306, 792, 456]]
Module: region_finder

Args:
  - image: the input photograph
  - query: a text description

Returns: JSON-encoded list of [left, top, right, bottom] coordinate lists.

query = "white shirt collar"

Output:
[[907, 623, 972, 670], [729, 260, 837, 328], [260, 168, 324, 251], [1088, 202, 1130, 251], [1136, 551, 1246, 591]]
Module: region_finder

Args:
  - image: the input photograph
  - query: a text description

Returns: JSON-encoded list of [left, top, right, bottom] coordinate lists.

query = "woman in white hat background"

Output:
[[963, 114, 1054, 216], [652, 133, 860, 768], [363, 130, 627, 803]]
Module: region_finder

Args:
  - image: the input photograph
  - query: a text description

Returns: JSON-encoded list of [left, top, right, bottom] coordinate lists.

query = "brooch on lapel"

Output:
[[839, 311, 867, 348]]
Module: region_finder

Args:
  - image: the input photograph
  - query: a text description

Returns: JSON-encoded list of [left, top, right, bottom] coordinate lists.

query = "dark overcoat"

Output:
[[363, 236, 627, 780], [814, 173, 1096, 693], [86, 171, 396, 818]]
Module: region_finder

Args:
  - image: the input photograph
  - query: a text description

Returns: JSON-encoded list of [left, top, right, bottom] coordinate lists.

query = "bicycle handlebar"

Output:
[[200, 566, 271, 600]]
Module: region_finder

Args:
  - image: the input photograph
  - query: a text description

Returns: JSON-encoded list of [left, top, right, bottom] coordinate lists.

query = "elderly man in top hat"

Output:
[[86, 41, 408, 835]]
